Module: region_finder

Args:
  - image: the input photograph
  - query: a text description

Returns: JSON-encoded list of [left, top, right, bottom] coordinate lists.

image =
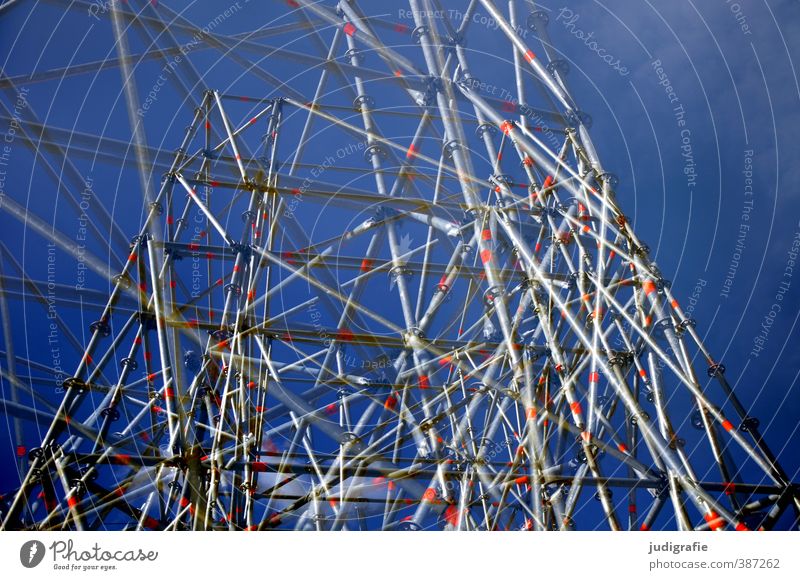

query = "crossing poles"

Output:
[[0, 0, 797, 531]]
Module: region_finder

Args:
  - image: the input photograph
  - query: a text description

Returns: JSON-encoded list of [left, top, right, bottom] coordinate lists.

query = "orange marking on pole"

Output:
[[704, 511, 725, 530], [722, 420, 734, 432], [642, 280, 657, 296], [570, 401, 582, 415], [480, 249, 493, 264], [524, 50, 536, 63]]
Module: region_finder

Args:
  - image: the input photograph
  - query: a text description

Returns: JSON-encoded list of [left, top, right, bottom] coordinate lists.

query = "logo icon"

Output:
[[20, 540, 46, 568]]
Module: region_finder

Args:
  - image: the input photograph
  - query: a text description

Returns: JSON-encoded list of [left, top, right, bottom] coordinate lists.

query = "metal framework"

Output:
[[0, 0, 798, 531]]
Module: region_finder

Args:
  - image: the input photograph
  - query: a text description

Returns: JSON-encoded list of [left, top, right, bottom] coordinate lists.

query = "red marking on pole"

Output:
[[480, 249, 492, 264], [523, 155, 534, 167], [735, 522, 749, 531], [394, 69, 403, 77], [501, 100, 517, 113], [210, 180, 220, 187], [165, 386, 175, 399], [481, 229, 492, 241], [418, 375, 430, 390], [628, 504, 637, 513], [618, 443, 629, 453], [336, 327, 354, 342], [644, 315, 652, 328], [406, 143, 418, 158], [526, 407, 537, 419], [670, 299, 679, 308], [500, 121, 514, 135], [286, 0, 299, 6], [724, 482, 736, 496], [640, 523, 649, 531], [256, 406, 267, 413], [534, 242, 541, 253], [524, 50, 536, 63], [205, 121, 211, 130], [247, 381, 257, 389], [570, 401, 582, 415], [589, 372, 600, 383], [249, 117, 257, 125], [542, 175, 554, 190], [642, 280, 657, 296], [514, 475, 529, 485], [581, 431, 591, 442], [291, 187, 301, 195], [444, 505, 461, 526], [16, 445, 26, 457], [325, 403, 337, 415], [143, 351, 152, 362], [439, 355, 452, 366], [343, 22, 356, 36], [251, 462, 267, 473], [144, 516, 160, 530], [128, 253, 137, 262], [113, 453, 131, 465], [704, 511, 725, 530], [360, 258, 374, 272], [722, 420, 734, 432], [67, 496, 78, 509], [384, 395, 398, 410], [422, 488, 437, 502]]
